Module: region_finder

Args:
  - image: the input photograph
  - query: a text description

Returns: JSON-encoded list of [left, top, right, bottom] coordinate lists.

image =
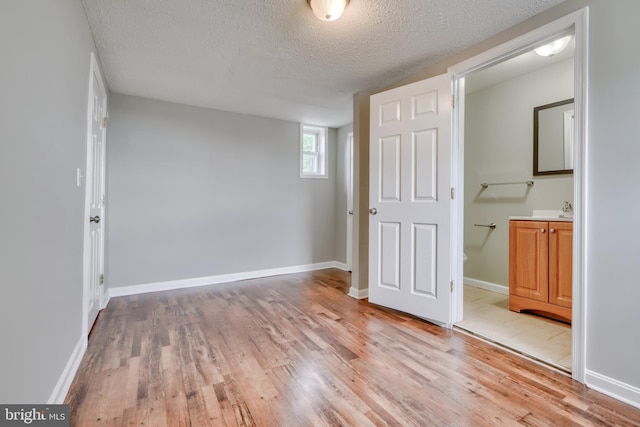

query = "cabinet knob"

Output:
[[550, 228, 556, 233], [540, 228, 545, 233]]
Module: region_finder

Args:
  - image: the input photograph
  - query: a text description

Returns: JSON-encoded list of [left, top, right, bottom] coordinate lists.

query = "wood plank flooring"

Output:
[[65, 269, 640, 426]]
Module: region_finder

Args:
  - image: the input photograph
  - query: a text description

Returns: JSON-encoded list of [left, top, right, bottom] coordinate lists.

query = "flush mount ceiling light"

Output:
[[534, 35, 573, 57], [308, 0, 350, 21]]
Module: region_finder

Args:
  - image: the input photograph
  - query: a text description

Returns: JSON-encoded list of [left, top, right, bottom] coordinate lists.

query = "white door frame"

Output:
[[448, 7, 589, 382], [346, 132, 354, 271], [82, 52, 108, 337]]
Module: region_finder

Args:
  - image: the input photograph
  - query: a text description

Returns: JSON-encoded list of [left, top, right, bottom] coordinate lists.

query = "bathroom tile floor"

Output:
[[456, 285, 572, 371]]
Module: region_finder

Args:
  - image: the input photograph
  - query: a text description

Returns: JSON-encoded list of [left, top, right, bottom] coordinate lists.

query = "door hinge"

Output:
[[451, 95, 455, 109], [450, 187, 455, 200], [100, 274, 104, 285], [101, 194, 105, 206], [102, 117, 108, 128], [450, 280, 454, 292]]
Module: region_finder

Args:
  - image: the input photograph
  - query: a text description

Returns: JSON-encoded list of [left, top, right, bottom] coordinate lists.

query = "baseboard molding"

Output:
[[586, 370, 640, 410], [333, 262, 349, 271], [48, 335, 87, 404], [101, 290, 110, 312], [464, 277, 508, 295], [108, 261, 344, 298], [348, 287, 368, 299]]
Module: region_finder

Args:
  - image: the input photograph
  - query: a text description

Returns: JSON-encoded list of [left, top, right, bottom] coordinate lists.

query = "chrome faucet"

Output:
[[562, 201, 573, 217]]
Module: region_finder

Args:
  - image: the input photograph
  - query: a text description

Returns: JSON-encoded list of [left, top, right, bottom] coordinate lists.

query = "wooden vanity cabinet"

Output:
[[509, 220, 572, 323]]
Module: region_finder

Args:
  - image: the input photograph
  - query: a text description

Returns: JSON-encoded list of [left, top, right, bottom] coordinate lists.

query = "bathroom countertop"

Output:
[[509, 216, 573, 222]]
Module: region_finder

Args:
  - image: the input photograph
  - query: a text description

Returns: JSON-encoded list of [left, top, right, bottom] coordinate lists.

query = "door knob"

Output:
[[540, 228, 545, 233], [550, 228, 556, 233], [90, 216, 101, 224], [369, 208, 377, 215], [348, 210, 353, 215]]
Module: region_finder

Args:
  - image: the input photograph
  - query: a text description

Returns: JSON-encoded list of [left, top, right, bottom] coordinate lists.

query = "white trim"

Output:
[[102, 292, 111, 311], [570, 6, 589, 386], [108, 262, 343, 298], [348, 287, 368, 299], [333, 261, 349, 271], [450, 72, 464, 326], [449, 7, 589, 384], [47, 336, 87, 404], [586, 370, 640, 410], [300, 123, 329, 179], [463, 277, 508, 295], [346, 132, 354, 271]]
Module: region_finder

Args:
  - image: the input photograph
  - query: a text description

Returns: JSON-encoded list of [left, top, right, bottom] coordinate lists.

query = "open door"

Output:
[[368, 73, 454, 325], [83, 53, 107, 335]]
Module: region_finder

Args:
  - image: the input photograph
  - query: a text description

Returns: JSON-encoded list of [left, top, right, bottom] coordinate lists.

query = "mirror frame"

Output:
[[533, 98, 574, 176]]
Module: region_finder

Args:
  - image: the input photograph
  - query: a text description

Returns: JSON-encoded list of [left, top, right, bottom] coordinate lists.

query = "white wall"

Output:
[[106, 94, 338, 288], [464, 59, 574, 287], [0, 0, 98, 403]]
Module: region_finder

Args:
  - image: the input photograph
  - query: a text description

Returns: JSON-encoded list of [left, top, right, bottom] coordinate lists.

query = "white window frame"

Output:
[[300, 123, 328, 179]]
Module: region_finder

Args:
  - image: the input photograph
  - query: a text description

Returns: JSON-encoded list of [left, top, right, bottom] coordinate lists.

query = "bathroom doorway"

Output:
[[450, 9, 588, 378]]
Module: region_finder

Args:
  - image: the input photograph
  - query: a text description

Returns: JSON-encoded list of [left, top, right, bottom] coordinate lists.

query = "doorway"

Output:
[[456, 37, 575, 372], [450, 8, 588, 381]]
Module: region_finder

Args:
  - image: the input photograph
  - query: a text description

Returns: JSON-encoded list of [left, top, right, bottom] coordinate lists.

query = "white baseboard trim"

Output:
[[586, 370, 640, 410], [108, 261, 344, 299], [333, 262, 349, 271], [348, 287, 368, 299], [48, 335, 87, 404], [464, 277, 508, 295]]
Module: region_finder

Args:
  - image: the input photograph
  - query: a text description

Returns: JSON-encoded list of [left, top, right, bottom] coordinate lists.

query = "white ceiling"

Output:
[[81, 0, 566, 128]]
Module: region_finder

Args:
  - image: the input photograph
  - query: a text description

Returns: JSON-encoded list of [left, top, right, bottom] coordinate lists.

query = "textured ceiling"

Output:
[[81, 0, 565, 127]]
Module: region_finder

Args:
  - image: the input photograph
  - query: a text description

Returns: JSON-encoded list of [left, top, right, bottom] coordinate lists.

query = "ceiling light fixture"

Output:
[[308, 0, 350, 21], [534, 35, 572, 57]]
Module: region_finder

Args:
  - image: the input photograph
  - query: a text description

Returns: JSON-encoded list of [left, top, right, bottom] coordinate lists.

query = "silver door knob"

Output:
[[369, 208, 377, 215], [90, 216, 101, 224], [540, 228, 545, 233], [348, 210, 353, 215]]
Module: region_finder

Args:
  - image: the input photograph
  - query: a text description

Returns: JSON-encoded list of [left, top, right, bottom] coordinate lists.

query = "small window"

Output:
[[300, 124, 328, 178]]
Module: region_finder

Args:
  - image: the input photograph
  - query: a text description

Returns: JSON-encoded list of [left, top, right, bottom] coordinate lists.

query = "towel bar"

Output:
[[474, 223, 497, 229], [480, 180, 534, 189]]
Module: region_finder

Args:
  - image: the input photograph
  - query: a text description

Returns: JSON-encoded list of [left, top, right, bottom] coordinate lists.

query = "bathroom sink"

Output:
[[532, 210, 563, 218], [509, 210, 573, 222]]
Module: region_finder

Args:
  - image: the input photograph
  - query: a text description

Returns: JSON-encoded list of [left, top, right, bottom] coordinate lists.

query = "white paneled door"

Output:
[[369, 74, 453, 325], [84, 53, 107, 333]]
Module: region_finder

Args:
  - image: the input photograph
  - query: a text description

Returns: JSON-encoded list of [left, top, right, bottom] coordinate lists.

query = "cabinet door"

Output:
[[509, 221, 548, 302], [549, 221, 573, 307]]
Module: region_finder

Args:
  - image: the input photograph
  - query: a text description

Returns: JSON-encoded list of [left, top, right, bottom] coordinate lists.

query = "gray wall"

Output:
[[107, 94, 338, 287], [354, 0, 640, 398], [585, 0, 640, 389], [0, 0, 98, 402], [335, 124, 353, 265], [464, 59, 574, 287]]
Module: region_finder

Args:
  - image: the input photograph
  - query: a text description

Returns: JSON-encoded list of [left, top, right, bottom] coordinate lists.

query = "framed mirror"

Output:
[[533, 98, 574, 176]]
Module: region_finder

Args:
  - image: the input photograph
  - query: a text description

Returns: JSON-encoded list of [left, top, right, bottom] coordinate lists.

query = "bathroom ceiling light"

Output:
[[308, 0, 349, 21], [534, 35, 572, 57]]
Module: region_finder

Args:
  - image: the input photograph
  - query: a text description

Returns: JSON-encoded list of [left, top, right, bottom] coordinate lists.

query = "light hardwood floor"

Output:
[[66, 269, 640, 426]]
